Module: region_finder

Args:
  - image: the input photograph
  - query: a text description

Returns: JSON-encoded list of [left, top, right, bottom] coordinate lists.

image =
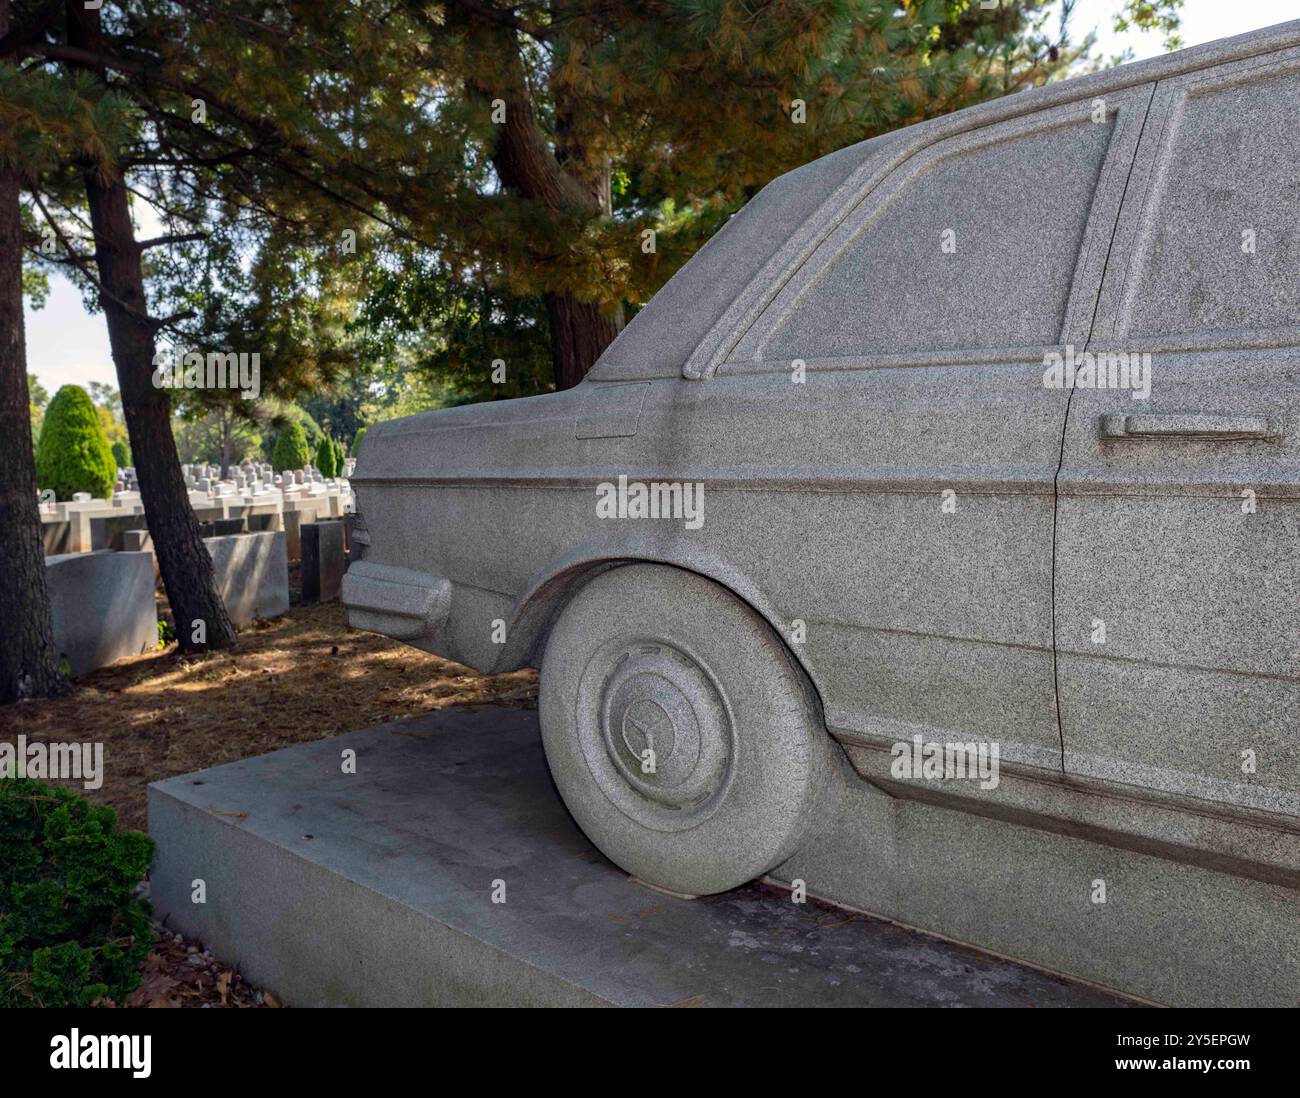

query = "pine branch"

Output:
[[135, 97, 449, 252], [30, 40, 447, 253], [138, 232, 207, 251], [164, 1, 295, 43], [155, 308, 198, 327], [120, 148, 261, 169], [28, 206, 86, 273], [122, 182, 207, 229], [29, 188, 170, 332], [444, 0, 551, 41]]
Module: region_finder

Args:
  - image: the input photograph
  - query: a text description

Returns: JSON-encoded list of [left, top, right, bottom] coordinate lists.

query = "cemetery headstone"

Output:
[[301, 520, 346, 603]]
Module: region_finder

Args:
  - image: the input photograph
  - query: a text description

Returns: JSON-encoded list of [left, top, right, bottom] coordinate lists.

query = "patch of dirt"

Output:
[[2, 600, 537, 831], [124, 929, 275, 1009]]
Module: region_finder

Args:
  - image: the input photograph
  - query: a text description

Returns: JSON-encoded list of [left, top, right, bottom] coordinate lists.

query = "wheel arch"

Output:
[[498, 542, 830, 726]]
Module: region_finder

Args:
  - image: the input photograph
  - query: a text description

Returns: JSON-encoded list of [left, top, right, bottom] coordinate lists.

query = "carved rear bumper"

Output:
[[342, 560, 451, 641]]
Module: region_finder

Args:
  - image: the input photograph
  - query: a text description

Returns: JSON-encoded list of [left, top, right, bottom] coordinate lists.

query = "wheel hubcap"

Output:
[[581, 642, 734, 828]]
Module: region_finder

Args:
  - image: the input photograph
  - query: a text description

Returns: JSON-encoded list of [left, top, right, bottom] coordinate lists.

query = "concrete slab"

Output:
[[148, 709, 1130, 1008]]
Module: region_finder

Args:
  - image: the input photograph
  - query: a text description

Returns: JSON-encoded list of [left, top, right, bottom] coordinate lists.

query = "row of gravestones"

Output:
[[177, 458, 357, 498], [105, 458, 359, 498], [39, 449, 349, 670]]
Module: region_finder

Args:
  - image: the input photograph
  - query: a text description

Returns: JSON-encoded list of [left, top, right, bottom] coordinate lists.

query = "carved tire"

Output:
[[539, 563, 834, 896]]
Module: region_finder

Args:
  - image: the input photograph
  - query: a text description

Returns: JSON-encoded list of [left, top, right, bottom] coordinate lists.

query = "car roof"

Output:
[[589, 18, 1300, 383]]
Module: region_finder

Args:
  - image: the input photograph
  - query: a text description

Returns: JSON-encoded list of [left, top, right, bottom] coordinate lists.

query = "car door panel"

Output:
[[1056, 48, 1300, 816]]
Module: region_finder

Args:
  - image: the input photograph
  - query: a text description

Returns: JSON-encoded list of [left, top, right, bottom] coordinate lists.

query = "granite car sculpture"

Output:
[[344, 23, 1300, 899]]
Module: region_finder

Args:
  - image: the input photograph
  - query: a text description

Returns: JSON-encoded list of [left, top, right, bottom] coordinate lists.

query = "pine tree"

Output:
[[348, 0, 1094, 387], [8, 1, 1178, 412], [17, 2, 1096, 395]]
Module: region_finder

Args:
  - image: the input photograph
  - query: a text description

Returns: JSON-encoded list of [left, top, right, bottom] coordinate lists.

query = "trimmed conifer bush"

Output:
[[272, 420, 312, 472], [0, 779, 155, 1007], [350, 427, 367, 457], [110, 440, 131, 468], [34, 385, 116, 501], [314, 434, 337, 477]]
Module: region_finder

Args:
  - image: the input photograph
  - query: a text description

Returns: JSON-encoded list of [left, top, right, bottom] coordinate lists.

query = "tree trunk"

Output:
[[545, 293, 623, 390], [67, 1, 235, 653], [464, 17, 624, 390], [545, 95, 624, 389], [0, 0, 71, 703]]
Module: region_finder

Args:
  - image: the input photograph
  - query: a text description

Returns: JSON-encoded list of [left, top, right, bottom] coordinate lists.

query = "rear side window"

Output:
[[1120, 60, 1300, 339], [760, 115, 1115, 360]]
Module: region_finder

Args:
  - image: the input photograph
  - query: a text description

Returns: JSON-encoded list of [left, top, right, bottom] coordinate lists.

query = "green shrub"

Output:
[[261, 405, 321, 463], [110, 440, 131, 468], [271, 419, 312, 472], [314, 435, 346, 478], [0, 779, 155, 1007], [314, 434, 337, 477], [350, 427, 367, 457], [34, 385, 116, 501]]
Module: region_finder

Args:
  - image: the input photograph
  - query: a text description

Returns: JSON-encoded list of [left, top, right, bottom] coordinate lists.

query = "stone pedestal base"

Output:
[[148, 709, 1130, 1007]]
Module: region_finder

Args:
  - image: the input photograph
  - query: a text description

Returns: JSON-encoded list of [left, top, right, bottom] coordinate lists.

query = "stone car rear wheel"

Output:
[[539, 563, 835, 896]]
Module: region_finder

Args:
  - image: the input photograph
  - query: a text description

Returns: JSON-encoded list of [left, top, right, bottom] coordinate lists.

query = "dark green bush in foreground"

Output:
[[0, 779, 155, 1007]]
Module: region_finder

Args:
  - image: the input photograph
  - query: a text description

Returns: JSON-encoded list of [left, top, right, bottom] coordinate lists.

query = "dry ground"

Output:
[[2, 599, 537, 831]]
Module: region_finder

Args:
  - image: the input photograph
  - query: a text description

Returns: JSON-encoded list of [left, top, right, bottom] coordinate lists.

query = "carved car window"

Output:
[[1113, 55, 1300, 341], [750, 111, 1117, 362]]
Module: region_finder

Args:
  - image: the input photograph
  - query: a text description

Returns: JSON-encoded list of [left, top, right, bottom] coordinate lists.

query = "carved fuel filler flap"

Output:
[[575, 382, 651, 439]]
